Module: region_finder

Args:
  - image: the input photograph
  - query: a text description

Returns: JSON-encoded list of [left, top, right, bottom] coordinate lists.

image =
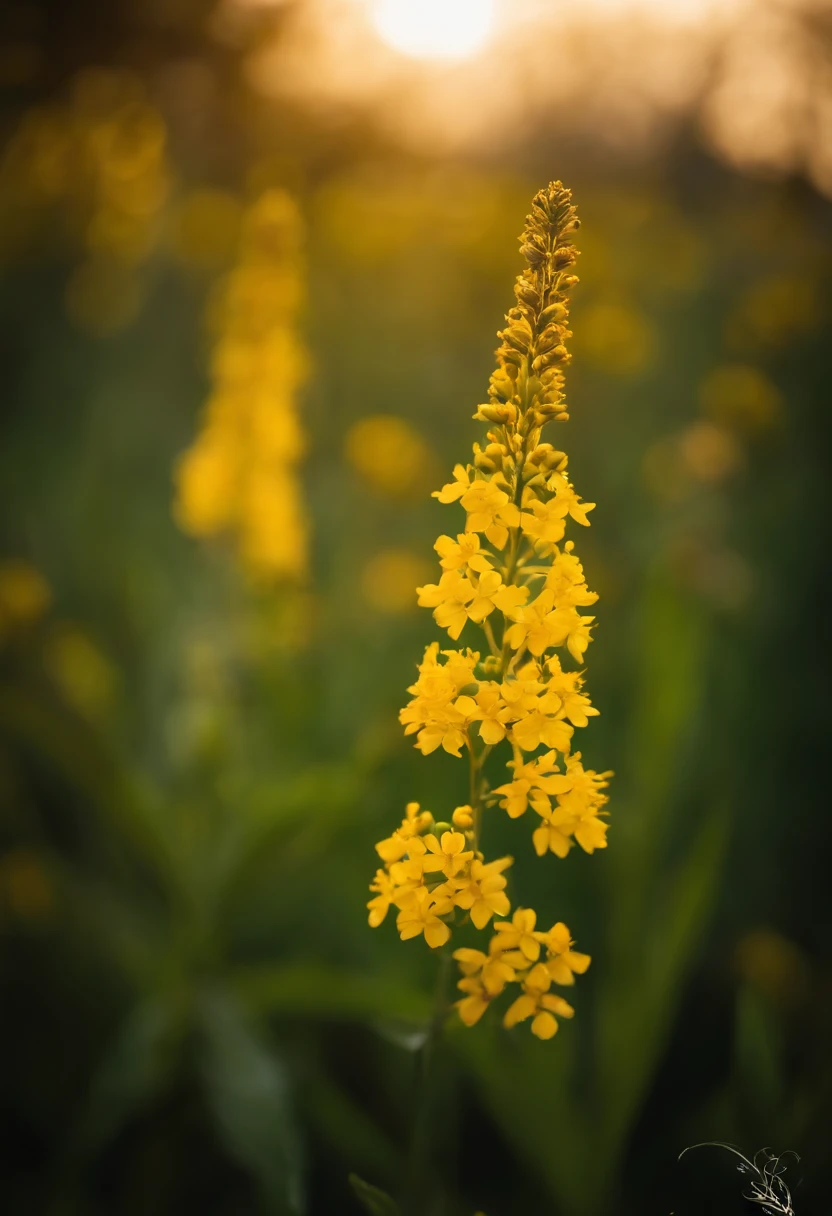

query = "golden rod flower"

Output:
[[368, 182, 611, 1039], [174, 190, 309, 583]]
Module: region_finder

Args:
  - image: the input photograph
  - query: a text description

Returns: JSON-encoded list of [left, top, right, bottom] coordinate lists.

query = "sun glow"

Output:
[[370, 0, 497, 62]]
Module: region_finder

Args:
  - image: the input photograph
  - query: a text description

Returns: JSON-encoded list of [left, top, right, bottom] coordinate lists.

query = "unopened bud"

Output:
[[489, 369, 515, 402], [475, 401, 517, 425], [452, 806, 474, 829], [539, 302, 567, 326]]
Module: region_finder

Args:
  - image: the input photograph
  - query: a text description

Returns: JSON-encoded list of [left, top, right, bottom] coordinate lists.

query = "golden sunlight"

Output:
[[369, 0, 497, 61]]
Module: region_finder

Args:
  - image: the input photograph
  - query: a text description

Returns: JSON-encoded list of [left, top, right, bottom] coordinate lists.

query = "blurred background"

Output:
[[1, 0, 830, 1212]]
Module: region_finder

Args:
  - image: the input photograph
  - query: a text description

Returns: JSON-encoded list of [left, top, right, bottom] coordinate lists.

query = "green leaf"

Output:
[[597, 796, 730, 1162], [348, 1174, 402, 1216], [198, 989, 305, 1215]]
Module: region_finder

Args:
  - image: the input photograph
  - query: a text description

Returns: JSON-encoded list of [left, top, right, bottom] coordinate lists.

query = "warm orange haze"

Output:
[[0, 1, 829, 1214]]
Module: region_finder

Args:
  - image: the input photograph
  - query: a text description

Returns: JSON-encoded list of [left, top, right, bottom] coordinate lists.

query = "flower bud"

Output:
[[452, 806, 474, 829], [539, 302, 567, 326], [475, 401, 517, 425]]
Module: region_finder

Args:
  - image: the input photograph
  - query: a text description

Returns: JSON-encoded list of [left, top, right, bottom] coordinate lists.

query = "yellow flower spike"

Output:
[[174, 190, 309, 583], [369, 180, 610, 1040]]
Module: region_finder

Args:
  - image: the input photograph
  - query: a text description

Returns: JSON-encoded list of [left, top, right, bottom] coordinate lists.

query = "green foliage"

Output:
[[348, 1175, 402, 1216]]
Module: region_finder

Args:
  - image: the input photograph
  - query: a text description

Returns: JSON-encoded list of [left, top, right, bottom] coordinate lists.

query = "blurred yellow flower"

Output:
[[345, 414, 435, 499], [175, 190, 310, 583], [0, 69, 168, 326], [576, 299, 655, 377], [726, 272, 820, 353], [361, 549, 432, 614], [679, 421, 742, 484], [735, 928, 809, 1011], [0, 561, 51, 633], [172, 189, 243, 269], [699, 363, 782, 434], [44, 626, 117, 719]]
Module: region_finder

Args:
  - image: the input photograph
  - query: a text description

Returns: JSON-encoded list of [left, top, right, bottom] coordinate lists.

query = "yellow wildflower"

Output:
[[504, 963, 576, 1040], [367, 869, 396, 927], [423, 830, 474, 877], [510, 709, 574, 755], [396, 887, 454, 949], [417, 570, 476, 640], [446, 858, 512, 929], [455, 977, 492, 1027], [369, 181, 610, 1039], [531, 803, 575, 858], [540, 922, 592, 985], [454, 683, 514, 746], [434, 533, 494, 574], [493, 908, 541, 962]]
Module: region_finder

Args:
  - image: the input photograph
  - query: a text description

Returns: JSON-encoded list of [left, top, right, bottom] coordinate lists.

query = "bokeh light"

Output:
[[369, 0, 497, 60]]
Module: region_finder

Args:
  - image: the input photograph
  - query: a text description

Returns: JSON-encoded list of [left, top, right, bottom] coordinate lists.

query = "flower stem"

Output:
[[404, 950, 453, 1216]]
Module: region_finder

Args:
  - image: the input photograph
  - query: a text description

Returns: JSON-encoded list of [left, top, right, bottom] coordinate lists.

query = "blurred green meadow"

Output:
[[1, 2, 830, 1213]]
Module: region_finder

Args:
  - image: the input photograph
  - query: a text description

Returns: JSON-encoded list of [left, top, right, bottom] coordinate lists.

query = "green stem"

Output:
[[404, 951, 453, 1216], [482, 617, 500, 659]]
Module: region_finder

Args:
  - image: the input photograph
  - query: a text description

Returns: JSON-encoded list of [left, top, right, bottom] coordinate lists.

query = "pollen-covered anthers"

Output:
[[453, 912, 590, 1039], [368, 802, 514, 949]]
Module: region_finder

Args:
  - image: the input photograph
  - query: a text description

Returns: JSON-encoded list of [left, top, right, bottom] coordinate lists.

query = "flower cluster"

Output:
[[368, 181, 612, 1039], [175, 190, 309, 582]]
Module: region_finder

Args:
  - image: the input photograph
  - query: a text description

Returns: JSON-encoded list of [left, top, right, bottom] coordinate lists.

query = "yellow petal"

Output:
[[457, 994, 488, 1026], [503, 994, 536, 1028], [425, 920, 451, 949], [531, 1011, 558, 1040]]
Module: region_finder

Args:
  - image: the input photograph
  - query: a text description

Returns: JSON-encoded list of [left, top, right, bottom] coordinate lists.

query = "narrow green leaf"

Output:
[[198, 989, 305, 1215], [348, 1174, 402, 1216]]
